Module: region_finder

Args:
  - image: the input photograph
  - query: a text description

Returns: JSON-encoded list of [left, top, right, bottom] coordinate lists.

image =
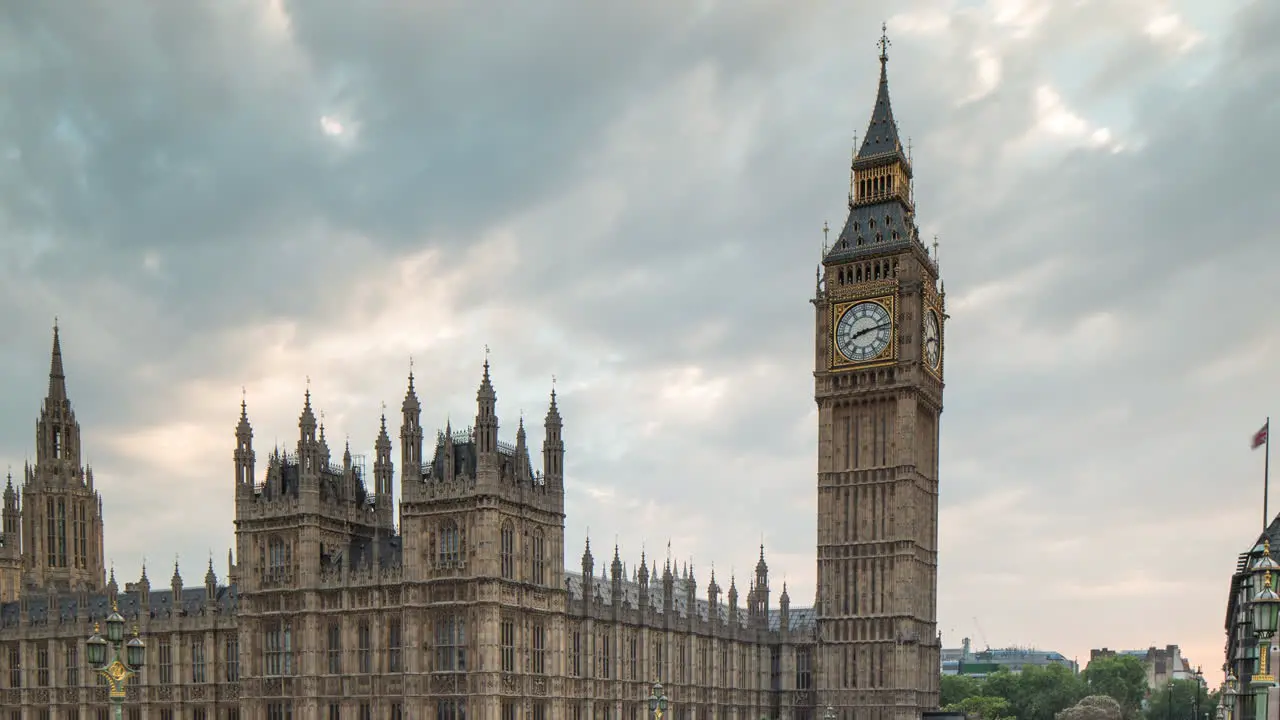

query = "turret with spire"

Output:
[[514, 415, 530, 483], [138, 561, 151, 610], [637, 551, 650, 612], [707, 569, 721, 625], [580, 536, 595, 609], [21, 323, 108, 593], [475, 350, 498, 467], [610, 544, 623, 613], [542, 381, 564, 488], [727, 574, 739, 627], [400, 364, 423, 482], [297, 382, 320, 479], [235, 392, 255, 496], [171, 558, 184, 604], [1, 473, 17, 535], [204, 557, 218, 608], [37, 322, 81, 471], [825, 23, 930, 272], [373, 409, 395, 526], [754, 543, 770, 625]]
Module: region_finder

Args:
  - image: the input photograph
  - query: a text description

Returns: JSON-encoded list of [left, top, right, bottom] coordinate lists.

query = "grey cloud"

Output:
[[0, 0, 1276, 666]]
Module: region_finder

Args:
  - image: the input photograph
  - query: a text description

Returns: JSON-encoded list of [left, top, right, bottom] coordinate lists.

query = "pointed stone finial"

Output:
[[878, 21, 891, 63]]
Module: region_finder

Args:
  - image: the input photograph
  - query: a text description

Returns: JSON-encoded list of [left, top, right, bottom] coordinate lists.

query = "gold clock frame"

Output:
[[922, 303, 944, 379], [830, 294, 898, 371]]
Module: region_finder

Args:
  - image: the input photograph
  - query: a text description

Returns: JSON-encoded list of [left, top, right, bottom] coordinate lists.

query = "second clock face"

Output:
[[923, 308, 941, 370], [835, 301, 893, 363]]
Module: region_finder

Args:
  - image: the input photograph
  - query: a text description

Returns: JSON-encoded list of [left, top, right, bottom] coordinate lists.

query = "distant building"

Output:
[[941, 638, 1078, 677], [1089, 645, 1200, 690]]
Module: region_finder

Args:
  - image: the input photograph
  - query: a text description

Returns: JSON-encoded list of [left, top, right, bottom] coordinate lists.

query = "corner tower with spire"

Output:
[[813, 25, 944, 720], [18, 324, 107, 593]]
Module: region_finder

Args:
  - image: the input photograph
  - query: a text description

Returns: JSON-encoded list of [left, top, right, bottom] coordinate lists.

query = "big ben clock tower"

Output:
[[814, 27, 943, 720]]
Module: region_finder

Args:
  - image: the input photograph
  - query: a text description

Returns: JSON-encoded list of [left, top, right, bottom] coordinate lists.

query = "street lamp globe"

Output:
[[1252, 573, 1280, 636], [105, 608, 125, 644], [1254, 541, 1280, 576], [126, 631, 146, 669], [86, 627, 107, 667]]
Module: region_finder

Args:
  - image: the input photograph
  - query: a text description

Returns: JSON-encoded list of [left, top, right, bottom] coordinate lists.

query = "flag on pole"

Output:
[[1255, 422, 1270, 450]]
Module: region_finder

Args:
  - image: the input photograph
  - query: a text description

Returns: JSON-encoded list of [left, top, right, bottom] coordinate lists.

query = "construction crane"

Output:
[[973, 616, 991, 651]]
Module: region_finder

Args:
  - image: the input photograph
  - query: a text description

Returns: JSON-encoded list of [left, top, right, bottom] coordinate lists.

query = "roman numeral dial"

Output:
[[834, 300, 893, 364]]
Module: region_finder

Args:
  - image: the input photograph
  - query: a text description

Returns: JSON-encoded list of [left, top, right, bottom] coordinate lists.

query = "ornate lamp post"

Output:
[[86, 602, 146, 720], [1196, 666, 1204, 720], [1249, 549, 1280, 720], [1226, 673, 1240, 720], [648, 682, 669, 720]]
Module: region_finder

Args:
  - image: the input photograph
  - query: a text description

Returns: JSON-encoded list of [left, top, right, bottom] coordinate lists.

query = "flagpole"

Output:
[[1267, 417, 1272, 530]]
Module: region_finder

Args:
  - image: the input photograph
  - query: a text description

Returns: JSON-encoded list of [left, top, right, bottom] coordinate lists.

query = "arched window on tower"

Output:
[[52, 429, 61, 460], [439, 520, 461, 567], [267, 536, 288, 582], [531, 529, 546, 585], [500, 522, 515, 580]]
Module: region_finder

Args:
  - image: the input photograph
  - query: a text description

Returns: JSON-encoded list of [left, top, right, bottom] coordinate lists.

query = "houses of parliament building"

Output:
[[0, 37, 943, 720]]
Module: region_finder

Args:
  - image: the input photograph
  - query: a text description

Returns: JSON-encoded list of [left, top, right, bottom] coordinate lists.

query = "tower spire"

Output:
[[828, 24, 918, 264], [47, 320, 68, 403], [856, 22, 905, 162]]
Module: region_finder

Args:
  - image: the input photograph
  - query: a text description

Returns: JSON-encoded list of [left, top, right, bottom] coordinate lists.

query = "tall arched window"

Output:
[[500, 522, 515, 580], [439, 520, 461, 567], [530, 529, 546, 585]]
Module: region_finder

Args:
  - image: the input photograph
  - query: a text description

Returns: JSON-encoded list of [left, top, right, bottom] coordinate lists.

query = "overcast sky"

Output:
[[1, 0, 1277, 673]]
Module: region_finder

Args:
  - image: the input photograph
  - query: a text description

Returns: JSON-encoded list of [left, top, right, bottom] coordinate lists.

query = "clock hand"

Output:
[[853, 322, 891, 340]]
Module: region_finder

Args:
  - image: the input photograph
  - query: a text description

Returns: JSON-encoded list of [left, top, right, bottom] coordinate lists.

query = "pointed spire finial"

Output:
[[878, 21, 891, 63], [47, 320, 68, 401], [241, 386, 246, 408], [933, 235, 940, 268]]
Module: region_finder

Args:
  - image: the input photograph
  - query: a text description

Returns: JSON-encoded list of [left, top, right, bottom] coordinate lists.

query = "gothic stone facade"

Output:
[[0, 342, 821, 720], [0, 42, 941, 720]]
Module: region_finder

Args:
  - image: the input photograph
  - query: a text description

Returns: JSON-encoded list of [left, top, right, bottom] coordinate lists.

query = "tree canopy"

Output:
[[939, 656, 1217, 720]]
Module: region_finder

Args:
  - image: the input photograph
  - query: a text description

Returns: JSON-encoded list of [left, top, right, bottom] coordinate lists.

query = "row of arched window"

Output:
[[834, 259, 899, 286], [499, 521, 547, 585]]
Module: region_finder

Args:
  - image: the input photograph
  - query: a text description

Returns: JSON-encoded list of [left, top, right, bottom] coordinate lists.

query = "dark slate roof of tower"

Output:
[[421, 429, 534, 484], [826, 204, 919, 263], [856, 55, 906, 163]]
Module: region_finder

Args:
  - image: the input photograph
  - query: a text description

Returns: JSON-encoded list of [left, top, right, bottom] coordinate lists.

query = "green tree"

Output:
[[1145, 679, 1211, 720], [942, 674, 984, 707], [946, 695, 1016, 720], [1057, 696, 1124, 720], [1082, 655, 1149, 718], [980, 665, 1088, 720]]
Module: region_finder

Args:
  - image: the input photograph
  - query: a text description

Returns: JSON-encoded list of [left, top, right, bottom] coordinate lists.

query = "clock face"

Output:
[[923, 308, 941, 370], [835, 301, 893, 363]]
